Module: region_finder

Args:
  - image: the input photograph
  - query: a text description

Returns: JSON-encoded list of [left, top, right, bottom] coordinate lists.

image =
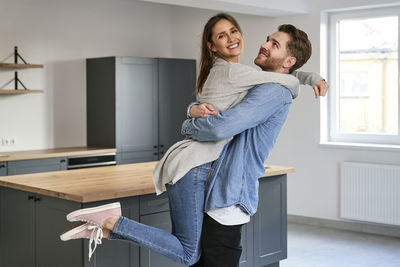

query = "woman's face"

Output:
[[208, 19, 243, 63]]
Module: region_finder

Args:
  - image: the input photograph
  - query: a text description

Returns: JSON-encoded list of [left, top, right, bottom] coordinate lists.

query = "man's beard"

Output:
[[254, 55, 285, 72]]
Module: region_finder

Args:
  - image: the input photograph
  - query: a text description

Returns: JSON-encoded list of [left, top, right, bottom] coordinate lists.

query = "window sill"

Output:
[[319, 141, 400, 152]]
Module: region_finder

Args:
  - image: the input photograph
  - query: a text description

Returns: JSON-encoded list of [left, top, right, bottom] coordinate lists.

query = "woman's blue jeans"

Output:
[[109, 162, 212, 266]]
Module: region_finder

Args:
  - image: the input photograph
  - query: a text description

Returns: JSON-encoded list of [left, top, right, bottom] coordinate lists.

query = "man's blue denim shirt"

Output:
[[181, 83, 293, 216]]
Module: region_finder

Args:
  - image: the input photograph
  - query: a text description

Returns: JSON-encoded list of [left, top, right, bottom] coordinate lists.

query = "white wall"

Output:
[[1, 0, 399, 221], [0, 0, 173, 151], [169, 0, 400, 221], [264, 0, 400, 221]]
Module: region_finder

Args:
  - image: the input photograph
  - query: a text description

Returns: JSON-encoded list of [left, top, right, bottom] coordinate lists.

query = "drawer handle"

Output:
[[28, 196, 42, 202]]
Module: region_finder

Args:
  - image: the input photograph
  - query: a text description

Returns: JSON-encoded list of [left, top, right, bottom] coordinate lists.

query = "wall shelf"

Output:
[[0, 63, 44, 69], [0, 89, 43, 95], [0, 47, 44, 93]]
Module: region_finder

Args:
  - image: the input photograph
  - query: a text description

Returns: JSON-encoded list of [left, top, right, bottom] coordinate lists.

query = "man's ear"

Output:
[[207, 42, 217, 53], [284, 56, 296, 69]]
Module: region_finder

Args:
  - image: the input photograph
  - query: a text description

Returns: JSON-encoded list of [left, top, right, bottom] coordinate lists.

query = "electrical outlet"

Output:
[[1, 138, 13, 146], [10, 138, 16, 145]]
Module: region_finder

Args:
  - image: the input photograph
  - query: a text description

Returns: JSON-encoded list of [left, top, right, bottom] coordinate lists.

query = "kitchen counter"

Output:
[[0, 146, 116, 162], [0, 161, 292, 267], [0, 161, 294, 203]]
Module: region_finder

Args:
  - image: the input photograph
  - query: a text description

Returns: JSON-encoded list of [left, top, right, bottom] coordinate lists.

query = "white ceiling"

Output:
[[138, 0, 310, 17]]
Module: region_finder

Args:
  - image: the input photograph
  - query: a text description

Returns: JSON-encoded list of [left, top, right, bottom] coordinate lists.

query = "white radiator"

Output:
[[340, 162, 400, 226]]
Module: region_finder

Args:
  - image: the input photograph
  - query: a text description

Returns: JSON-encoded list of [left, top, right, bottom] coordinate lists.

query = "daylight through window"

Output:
[[326, 7, 400, 145]]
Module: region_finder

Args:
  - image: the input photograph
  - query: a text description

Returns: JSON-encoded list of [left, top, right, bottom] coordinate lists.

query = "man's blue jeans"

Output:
[[109, 162, 213, 266]]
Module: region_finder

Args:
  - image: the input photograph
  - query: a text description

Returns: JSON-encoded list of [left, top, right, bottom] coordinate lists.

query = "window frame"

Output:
[[323, 6, 400, 146]]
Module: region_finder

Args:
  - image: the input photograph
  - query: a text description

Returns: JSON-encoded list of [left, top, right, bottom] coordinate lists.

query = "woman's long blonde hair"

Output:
[[196, 13, 242, 95]]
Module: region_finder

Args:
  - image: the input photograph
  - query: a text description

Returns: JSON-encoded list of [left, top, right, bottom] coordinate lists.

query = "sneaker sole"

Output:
[[60, 222, 90, 241], [66, 202, 121, 222]]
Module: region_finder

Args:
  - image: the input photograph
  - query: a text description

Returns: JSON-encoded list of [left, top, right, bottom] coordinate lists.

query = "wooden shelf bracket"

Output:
[[13, 46, 28, 65], [0, 46, 43, 91], [0, 71, 28, 91], [13, 71, 28, 90]]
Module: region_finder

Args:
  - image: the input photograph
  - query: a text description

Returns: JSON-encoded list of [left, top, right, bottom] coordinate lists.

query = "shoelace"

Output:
[[88, 225, 103, 261]]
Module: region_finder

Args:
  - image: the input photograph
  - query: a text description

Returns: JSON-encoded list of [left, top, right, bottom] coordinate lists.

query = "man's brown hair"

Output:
[[278, 24, 312, 73]]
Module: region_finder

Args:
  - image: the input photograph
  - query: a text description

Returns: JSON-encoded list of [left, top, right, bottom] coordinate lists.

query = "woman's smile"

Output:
[[228, 43, 239, 49]]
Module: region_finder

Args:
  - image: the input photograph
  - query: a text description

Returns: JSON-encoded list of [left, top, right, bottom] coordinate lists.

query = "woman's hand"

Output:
[[189, 103, 219, 118], [313, 80, 329, 99]]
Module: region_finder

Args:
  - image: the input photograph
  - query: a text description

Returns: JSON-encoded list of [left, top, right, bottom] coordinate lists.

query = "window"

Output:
[[324, 6, 400, 146], [339, 71, 369, 98]]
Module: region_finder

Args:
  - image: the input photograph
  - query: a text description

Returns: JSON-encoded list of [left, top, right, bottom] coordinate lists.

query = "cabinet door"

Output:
[[116, 57, 158, 164], [239, 220, 254, 267], [87, 57, 117, 149], [0, 187, 35, 267], [157, 58, 196, 156], [7, 157, 67, 175], [0, 162, 6, 176], [253, 175, 287, 267], [82, 197, 140, 267], [140, 211, 185, 267], [35, 195, 82, 267]]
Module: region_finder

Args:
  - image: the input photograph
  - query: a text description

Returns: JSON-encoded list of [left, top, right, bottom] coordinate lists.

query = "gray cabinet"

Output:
[[138, 193, 184, 267], [0, 187, 140, 267], [87, 57, 158, 164], [83, 198, 140, 267], [140, 212, 184, 267], [238, 175, 287, 267], [253, 175, 287, 267], [116, 57, 159, 164], [138, 175, 287, 267], [0, 188, 35, 266], [87, 57, 196, 164], [7, 157, 67, 175], [0, 162, 6, 176], [0, 174, 287, 267], [35, 193, 82, 267], [157, 58, 197, 156], [239, 221, 254, 267], [0, 187, 81, 267]]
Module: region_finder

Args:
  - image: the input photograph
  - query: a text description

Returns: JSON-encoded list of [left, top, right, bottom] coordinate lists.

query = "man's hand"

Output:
[[313, 80, 329, 99], [189, 103, 219, 118]]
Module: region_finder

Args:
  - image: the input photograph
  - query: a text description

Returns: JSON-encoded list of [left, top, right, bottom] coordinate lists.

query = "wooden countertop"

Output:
[[0, 147, 116, 162], [0, 162, 294, 203]]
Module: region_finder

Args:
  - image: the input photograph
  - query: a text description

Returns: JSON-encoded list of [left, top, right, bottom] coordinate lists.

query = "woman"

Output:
[[61, 13, 322, 265]]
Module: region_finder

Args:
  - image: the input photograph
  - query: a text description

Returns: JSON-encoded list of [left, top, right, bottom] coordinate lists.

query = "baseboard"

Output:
[[287, 214, 400, 238]]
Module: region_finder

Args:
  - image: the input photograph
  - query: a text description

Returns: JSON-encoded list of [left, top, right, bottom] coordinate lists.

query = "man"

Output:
[[185, 24, 328, 267]]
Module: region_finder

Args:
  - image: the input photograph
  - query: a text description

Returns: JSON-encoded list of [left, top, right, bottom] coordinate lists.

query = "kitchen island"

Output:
[[0, 161, 293, 267]]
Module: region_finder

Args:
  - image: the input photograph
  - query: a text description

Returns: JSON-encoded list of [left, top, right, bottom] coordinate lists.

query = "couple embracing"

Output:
[[61, 13, 328, 267]]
